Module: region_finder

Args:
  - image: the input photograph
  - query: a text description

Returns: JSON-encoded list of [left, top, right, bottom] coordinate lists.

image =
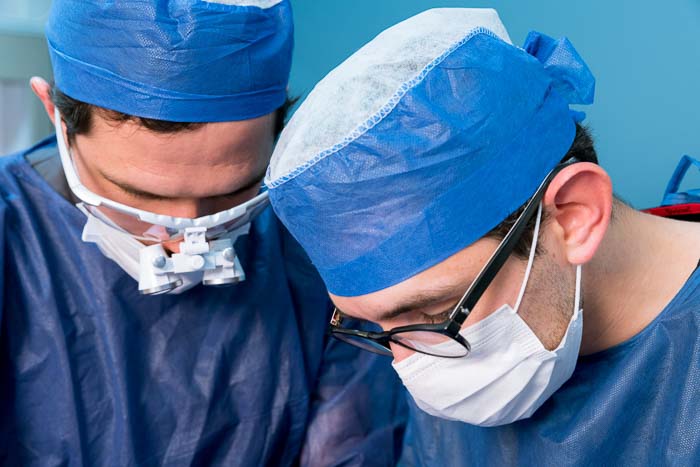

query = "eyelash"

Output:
[[421, 308, 453, 325]]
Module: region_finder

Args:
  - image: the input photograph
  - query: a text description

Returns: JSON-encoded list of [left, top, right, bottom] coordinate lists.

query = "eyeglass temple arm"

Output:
[[451, 158, 578, 324]]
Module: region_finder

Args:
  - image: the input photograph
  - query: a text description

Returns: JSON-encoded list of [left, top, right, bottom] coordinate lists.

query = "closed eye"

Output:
[[421, 308, 453, 325]]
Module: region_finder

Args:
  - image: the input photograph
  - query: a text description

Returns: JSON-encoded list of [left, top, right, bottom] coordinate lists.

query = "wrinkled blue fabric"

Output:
[[267, 31, 594, 296], [45, 0, 293, 122], [0, 138, 406, 466], [523, 32, 595, 106], [400, 265, 700, 466]]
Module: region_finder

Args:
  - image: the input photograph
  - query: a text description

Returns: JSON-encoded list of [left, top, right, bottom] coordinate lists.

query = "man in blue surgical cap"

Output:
[[266, 8, 700, 465], [0, 1, 405, 465]]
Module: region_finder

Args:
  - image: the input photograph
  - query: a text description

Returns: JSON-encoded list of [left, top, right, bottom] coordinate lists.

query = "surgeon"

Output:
[[0, 1, 406, 465], [265, 8, 700, 466]]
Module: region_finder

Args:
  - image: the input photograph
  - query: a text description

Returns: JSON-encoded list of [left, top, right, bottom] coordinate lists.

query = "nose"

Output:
[[162, 239, 182, 255], [153, 200, 221, 255], [389, 342, 416, 363], [165, 200, 213, 220], [139, 225, 182, 254]]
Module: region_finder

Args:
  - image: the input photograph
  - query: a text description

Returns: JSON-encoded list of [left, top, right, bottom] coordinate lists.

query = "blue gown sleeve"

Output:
[[298, 335, 408, 467]]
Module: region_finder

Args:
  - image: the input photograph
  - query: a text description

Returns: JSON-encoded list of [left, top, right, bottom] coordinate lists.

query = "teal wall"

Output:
[[289, 0, 700, 209], [0, 0, 53, 152]]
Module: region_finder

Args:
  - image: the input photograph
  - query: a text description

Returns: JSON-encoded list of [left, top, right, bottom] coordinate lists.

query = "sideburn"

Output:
[[517, 247, 577, 351]]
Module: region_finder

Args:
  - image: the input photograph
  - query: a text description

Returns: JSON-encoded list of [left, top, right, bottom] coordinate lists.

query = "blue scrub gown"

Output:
[[400, 263, 700, 466], [0, 137, 406, 466]]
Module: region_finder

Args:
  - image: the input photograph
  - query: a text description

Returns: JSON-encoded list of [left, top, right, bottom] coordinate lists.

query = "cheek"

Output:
[[517, 255, 574, 350], [390, 342, 416, 363], [462, 258, 527, 327]]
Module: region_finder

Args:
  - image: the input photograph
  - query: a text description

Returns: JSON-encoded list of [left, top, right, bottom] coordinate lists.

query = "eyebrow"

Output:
[[100, 168, 267, 202], [374, 282, 468, 322]]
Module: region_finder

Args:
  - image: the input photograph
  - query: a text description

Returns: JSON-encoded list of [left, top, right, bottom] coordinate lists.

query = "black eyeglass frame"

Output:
[[329, 157, 580, 358]]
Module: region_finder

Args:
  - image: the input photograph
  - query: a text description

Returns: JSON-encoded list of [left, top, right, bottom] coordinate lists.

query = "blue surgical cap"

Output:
[[265, 8, 595, 297], [46, 0, 293, 122]]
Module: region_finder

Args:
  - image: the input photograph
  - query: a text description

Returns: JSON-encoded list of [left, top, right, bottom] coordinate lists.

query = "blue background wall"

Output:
[[289, 0, 700, 209]]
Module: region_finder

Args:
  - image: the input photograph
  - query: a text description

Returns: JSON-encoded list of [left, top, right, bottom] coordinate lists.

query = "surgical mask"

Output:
[[80, 205, 252, 294], [392, 204, 583, 426]]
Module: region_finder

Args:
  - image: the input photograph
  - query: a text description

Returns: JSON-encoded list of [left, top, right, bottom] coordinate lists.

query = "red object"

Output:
[[644, 203, 700, 220]]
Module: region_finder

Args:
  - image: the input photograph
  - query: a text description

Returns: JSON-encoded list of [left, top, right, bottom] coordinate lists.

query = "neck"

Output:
[[580, 201, 700, 355]]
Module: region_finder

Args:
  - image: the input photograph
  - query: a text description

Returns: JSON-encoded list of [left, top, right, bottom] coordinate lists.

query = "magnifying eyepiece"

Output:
[[141, 278, 183, 295]]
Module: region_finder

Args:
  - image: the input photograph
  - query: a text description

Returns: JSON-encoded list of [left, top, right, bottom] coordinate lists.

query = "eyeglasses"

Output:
[[329, 158, 579, 358]]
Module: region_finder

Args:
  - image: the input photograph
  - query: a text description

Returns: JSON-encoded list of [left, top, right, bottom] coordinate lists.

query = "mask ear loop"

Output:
[[573, 264, 582, 316], [514, 202, 543, 313]]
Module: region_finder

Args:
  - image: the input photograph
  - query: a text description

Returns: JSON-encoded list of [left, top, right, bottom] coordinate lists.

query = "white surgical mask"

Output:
[[392, 204, 583, 426]]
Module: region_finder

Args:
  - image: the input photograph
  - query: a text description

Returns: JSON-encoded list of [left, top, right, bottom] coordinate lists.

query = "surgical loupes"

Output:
[[138, 226, 247, 295]]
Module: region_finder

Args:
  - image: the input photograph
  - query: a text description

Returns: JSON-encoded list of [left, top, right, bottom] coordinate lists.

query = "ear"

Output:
[[30, 76, 56, 125], [542, 162, 613, 265]]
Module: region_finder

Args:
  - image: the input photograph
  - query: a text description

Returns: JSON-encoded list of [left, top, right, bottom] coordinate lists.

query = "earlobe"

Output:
[[543, 163, 613, 265], [29, 77, 56, 125]]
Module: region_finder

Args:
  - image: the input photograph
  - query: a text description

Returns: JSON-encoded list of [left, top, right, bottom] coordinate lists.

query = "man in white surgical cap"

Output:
[[266, 8, 700, 465]]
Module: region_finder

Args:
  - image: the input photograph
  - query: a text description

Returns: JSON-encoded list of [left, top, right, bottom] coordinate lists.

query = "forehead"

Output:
[[75, 112, 276, 198]]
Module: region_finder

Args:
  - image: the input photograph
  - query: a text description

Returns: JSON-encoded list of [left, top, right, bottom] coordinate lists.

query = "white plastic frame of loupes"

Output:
[[54, 107, 270, 230]]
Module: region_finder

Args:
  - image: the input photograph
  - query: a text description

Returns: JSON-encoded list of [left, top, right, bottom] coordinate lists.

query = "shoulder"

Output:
[[250, 206, 323, 280], [0, 137, 77, 235], [245, 206, 330, 302], [272, 213, 333, 313], [660, 266, 700, 322], [0, 136, 58, 194], [0, 153, 29, 206]]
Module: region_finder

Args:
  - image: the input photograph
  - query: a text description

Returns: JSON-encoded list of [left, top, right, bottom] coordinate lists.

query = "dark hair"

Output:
[[485, 123, 599, 258], [50, 85, 296, 141]]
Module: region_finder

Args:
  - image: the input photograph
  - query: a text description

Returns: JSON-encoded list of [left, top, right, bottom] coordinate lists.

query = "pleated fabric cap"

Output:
[[266, 8, 595, 296], [46, 0, 293, 122]]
